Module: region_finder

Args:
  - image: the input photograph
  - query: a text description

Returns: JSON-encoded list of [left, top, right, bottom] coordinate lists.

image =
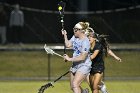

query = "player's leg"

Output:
[[70, 72, 75, 92], [82, 74, 91, 93], [72, 71, 87, 93], [99, 81, 108, 93], [89, 74, 95, 93], [92, 73, 103, 93]]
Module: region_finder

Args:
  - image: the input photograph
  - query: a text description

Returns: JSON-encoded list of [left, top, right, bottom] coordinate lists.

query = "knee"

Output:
[[72, 81, 79, 88], [71, 81, 80, 91], [70, 81, 78, 91]]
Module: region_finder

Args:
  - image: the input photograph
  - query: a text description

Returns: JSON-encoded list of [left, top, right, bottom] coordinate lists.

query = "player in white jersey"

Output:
[[62, 22, 92, 93]]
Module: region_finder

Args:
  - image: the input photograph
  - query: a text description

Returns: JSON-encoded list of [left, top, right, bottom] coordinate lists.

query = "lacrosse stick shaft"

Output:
[[53, 52, 63, 58], [44, 71, 69, 85], [45, 71, 69, 86], [38, 71, 69, 93], [58, 1, 66, 54], [54, 71, 69, 82]]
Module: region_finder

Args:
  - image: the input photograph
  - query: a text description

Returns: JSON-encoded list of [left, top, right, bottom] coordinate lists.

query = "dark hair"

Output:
[[92, 32, 98, 38], [89, 32, 109, 57], [88, 32, 98, 38], [98, 34, 109, 57]]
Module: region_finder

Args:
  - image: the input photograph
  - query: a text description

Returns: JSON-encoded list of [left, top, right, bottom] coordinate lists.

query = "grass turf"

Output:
[[0, 46, 140, 93], [0, 80, 140, 93], [0, 51, 139, 78]]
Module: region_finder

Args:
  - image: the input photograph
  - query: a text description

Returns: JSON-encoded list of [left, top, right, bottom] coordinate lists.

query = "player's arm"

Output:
[[61, 30, 72, 48], [64, 39, 89, 62], [90, 42, 101, 60], [64, 52, 88, 62], [108, 49, 122, 62], [90, 50, 99, 60]]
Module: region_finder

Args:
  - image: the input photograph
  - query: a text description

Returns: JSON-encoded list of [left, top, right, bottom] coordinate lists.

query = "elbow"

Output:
[[65, 43, 72, 48], [108, 49, 111, 53], [90, 56, 95, 60], [65, 44, 71, 48], [108, 51, 111, 55]]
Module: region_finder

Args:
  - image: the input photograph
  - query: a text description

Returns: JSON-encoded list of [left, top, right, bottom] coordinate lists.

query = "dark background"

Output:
[[1, 0, 140, 44]]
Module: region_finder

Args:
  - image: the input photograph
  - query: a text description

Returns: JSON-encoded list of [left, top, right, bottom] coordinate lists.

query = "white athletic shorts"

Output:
[[70, 63, 91, 75]]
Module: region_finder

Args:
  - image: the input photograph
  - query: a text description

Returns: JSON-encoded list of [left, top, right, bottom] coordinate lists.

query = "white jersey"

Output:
[[70, 35, 91, 66]]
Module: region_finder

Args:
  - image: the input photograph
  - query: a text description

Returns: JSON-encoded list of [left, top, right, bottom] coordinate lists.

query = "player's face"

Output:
[[88, 32, 96, 44], [73, 26, 82, 37]]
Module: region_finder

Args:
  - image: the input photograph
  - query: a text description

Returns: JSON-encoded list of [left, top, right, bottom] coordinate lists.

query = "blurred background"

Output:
[[0, 0, 140, 43], [0, 0, 140, 93]]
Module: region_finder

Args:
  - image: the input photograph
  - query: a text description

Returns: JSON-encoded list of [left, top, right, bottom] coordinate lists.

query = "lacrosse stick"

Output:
[[38, 71, 69, 93], [58, 1, 67, 54], [44, 44, 63, 58]]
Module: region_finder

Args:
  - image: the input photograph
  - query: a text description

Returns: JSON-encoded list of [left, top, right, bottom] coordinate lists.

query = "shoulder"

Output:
[[95, 41, 101, 46], [83, 37, 90, 42], [94, 41, 102, 49], [70, 35, 76, 42], [82, 37, 90, 44], [71, 35, 76, 40]]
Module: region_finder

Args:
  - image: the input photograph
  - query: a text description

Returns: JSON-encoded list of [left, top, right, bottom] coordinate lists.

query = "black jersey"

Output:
[[90, 41, 105, 74]]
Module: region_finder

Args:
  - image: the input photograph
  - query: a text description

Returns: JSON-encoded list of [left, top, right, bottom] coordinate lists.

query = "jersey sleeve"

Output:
[[81, 39, 90, 53], [94, 42, 102, 51], [69, 35, 75, 43]]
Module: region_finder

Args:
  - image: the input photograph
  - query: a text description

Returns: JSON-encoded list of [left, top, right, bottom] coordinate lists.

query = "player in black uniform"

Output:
[[88, 32, 108, 93], [84, 27, 122, 93]]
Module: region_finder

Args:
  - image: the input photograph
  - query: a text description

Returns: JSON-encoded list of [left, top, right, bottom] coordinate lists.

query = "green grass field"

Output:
[[0, 80, 140, 93], [0, 44, 140, 93], [0, 51, 139, 78]]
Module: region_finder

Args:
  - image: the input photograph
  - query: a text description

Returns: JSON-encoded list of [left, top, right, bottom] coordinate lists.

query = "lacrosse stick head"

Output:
[[38, 82, 53, 93], [44, 44, 54, 55]]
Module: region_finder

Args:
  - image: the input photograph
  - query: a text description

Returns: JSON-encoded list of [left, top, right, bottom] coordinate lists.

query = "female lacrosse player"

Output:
[[87, 28, 121, 62], [62, 22, 91, 93], [88, 32, 107, 93], [87, 31, 121, 93], [85, 27, 121, 92]]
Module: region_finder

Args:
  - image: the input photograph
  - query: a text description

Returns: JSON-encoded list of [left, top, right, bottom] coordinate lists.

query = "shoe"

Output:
[[100, 81, 108, 93], [82, 88, 89, 93]]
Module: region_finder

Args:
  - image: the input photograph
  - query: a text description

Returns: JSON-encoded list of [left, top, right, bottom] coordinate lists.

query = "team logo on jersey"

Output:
[[84, 48, 87, 51]]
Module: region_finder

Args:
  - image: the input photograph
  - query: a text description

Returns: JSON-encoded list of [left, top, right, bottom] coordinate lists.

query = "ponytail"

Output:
[[98, 35, 109, 57]]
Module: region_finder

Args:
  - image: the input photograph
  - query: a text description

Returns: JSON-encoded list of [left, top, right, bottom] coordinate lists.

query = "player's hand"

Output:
[[61, 29, 67, 35], [63, 54, 71, 62], [116, 56, 122, 62]]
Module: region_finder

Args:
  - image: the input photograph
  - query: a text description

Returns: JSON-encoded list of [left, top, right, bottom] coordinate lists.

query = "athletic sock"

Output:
[[100, 81, 108, 93]]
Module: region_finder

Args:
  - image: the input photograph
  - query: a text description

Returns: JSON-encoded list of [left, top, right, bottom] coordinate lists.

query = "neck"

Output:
[[91, 41, 95, 49], [79, 33, 86, 40]]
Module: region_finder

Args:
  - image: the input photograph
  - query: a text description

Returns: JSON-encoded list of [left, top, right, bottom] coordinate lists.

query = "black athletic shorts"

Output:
[[90, 65, 104, 75]]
